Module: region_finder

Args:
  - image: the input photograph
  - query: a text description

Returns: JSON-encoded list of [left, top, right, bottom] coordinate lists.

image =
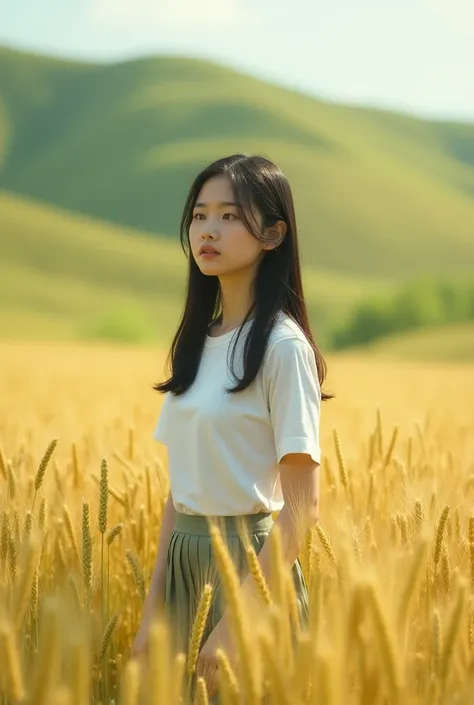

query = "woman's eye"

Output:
[[223, 213, 239, 220], [192, 213, 205, 220]]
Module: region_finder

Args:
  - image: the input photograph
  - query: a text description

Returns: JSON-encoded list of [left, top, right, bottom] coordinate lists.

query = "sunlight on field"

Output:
[[363, 323, 474, 363], [0, 340, 473, 704]]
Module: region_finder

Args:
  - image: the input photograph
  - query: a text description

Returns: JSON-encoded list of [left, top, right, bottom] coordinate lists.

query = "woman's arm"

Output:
[[240, 453, 319, 599], [196, 454, 319, 694], [205, 453, 319, 620]]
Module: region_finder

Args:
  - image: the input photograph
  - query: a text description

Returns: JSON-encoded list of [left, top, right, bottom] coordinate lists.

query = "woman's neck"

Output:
[[215, 270, 255, 333]]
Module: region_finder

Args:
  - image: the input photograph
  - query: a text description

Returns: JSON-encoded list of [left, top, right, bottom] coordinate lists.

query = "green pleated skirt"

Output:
[[164, 510, 309, 659]]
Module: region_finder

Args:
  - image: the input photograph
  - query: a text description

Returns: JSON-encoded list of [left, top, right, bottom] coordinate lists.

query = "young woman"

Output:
[[131, 154, 331, 698]]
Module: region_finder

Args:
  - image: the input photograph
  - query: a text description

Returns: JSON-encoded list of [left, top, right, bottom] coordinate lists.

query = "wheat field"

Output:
[[1, 340, 473, 705]]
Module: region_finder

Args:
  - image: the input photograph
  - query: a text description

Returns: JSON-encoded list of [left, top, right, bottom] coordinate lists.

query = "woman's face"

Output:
[[189, 175, 271, 278]]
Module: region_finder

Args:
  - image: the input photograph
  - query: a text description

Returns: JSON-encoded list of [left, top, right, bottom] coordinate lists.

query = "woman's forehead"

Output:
[[196, 175, 234, 205]]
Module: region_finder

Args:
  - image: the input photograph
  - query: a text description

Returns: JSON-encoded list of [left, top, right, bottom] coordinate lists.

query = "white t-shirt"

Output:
[[153, 312, 321, 516]]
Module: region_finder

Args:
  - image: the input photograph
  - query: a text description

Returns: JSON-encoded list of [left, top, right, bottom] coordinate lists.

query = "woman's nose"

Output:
[[202, 225, 218, 239]]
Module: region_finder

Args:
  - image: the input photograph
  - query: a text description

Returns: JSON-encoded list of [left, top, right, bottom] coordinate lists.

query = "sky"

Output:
[[1, 0, 473, 122]]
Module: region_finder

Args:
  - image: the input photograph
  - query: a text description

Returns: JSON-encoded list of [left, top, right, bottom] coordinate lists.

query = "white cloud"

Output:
[[89, 0, 260, 29]]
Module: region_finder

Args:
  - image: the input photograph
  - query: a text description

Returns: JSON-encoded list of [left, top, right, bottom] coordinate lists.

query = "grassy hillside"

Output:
[[1, 46, 474, 279], [1, 192, 390, 344]]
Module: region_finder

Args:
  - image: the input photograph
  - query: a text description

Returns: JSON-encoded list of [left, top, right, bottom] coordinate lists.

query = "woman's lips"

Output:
[[200, 252, 220, 259], [199, 246, 220, 258]]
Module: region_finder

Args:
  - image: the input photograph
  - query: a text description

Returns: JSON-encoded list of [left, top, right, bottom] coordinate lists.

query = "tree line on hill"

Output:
[[329, 275, 474, 349]]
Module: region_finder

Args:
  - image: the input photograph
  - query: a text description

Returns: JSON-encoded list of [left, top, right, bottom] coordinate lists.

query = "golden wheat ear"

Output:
[[187, 583, 213, 676], [209, 522, 261, 704]]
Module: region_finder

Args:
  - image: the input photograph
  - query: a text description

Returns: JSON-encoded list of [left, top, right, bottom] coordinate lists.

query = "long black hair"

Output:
[[154, 154, 332, 401]]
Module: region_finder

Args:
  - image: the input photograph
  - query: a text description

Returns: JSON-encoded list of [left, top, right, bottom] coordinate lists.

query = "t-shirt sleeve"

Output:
[[264, 336, 322, 465], [153, 392, 170, 445]]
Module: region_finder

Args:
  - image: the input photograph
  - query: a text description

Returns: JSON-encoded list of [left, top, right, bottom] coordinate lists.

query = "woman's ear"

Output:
[[263, 220, 287, 250]]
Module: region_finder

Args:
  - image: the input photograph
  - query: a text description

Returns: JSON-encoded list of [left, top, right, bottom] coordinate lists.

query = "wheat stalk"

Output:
[[31, 565, 39, 622], [1, 510, 9, 566], [14, 538, 37, 630], [81, 500, 93, 602], [398, 535, 429, 628], [315, 524, 337, 568], [194, 676, 209, 705], [382, 425, 399, 470], [107, 522, 124, 547], [38, 498, 48, 532], [98, 613, 119, 663], [62, 505, 80, 566], [98, 458, 109, 536], [439, 584, 466, 692], [434, 505, 450, 568], [9, 531, 18, 582], [8, 462, 16, 500], [125, 550, 146, 602], [22, 511, 33, 543], [32, 438, 58, 511], [98, 457, 109, 698], [441, 546, 451, 595], [365, 580, 404, 700], [333, 428, 349, 491], [92, 472, 127, 507], [414, 499, 425, 529], [216, 647, 240, 705], [376, 408, 383, 456], [72, 441, 80, 490], [0, 445, 7, 480], [246, 545, 271, 605], [187, 583, 213, 675]]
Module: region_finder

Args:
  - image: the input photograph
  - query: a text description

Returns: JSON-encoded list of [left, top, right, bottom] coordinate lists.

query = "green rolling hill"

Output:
[[1, 45, 474, 281], [1, 191, 389, 345], [1, 45, 474, 357]]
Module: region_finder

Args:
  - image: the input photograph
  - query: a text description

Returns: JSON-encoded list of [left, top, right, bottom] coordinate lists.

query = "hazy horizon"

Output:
[[2, 0, 473, 123]]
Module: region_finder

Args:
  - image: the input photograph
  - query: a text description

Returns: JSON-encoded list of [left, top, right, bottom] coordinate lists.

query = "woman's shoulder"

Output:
[[268, 312, 311, 351], [262, 313, 320, 395], [263, 313, 315, 374]]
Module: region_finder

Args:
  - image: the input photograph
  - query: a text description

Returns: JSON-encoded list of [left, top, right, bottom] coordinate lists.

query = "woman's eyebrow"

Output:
[[194, 201, 239, 208]]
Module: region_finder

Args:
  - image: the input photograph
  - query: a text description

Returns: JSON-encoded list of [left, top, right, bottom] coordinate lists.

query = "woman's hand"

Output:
[[196, 618, 235, 698]]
